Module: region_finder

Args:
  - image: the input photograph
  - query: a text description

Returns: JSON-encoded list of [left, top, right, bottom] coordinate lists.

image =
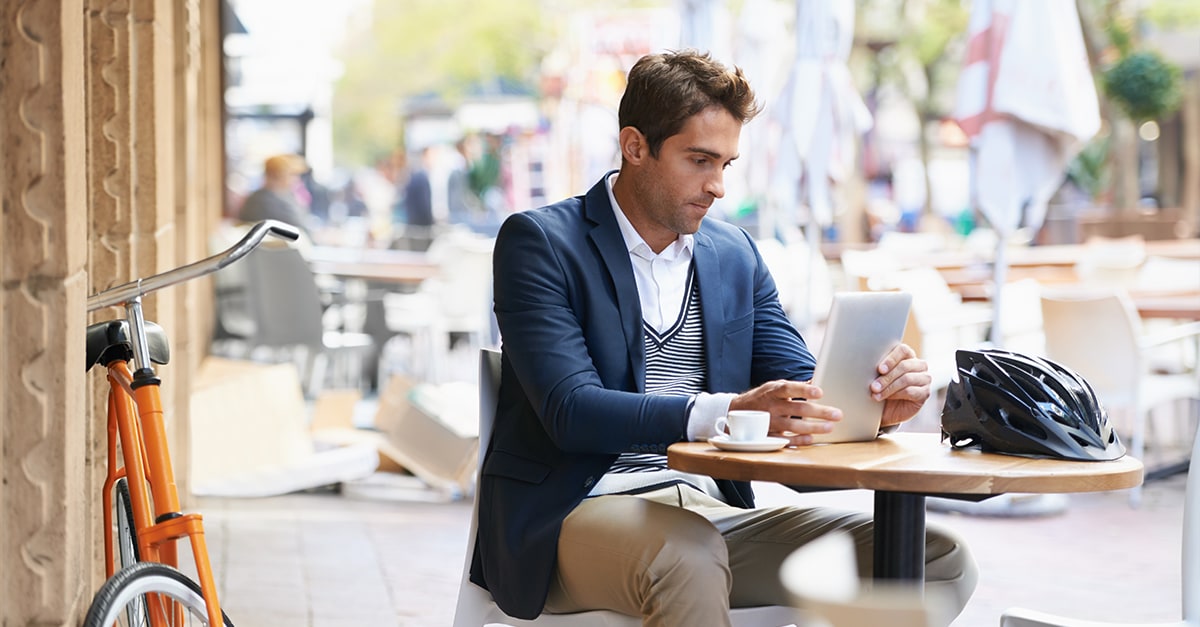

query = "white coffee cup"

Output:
[[715, 410, 770, 442]]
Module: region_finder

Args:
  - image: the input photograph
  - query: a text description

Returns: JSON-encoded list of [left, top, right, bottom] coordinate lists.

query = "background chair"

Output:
[[452, 349, 801, 627], [999, 417, 1200, 627], [780, 530, 954, 627], [891, 267, 992, 391], [379, 229, 495, 385], [756, 229, 834, 334], [241, 245, 375, 396], [1040, 289, 1200, 505]]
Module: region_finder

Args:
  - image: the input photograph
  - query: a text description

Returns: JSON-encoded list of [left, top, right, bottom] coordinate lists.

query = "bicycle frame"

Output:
[[88, 220, 299, 626], [102, 346, 218, 625]]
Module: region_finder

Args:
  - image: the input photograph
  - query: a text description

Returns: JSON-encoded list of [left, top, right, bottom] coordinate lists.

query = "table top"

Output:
[[305, 246, 441, 284], [1130, 292, 1200, 320], [927, 239, 1200, 270], [667, 432, 1144, 496]]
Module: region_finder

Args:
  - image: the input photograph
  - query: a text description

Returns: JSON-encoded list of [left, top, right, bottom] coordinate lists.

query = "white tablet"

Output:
[[808, 291, 913, 444]]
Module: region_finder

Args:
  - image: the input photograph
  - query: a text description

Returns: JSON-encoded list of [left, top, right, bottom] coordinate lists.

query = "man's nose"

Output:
[[704, 172, 725, 199]]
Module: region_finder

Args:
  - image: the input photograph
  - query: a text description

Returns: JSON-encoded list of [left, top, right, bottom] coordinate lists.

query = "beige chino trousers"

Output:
[[543, 484, 977, 627]]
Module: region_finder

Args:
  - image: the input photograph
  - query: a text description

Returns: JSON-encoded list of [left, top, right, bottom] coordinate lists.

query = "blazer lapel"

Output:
[[583, 175, 646, 390], [692, 230, 725, 388]]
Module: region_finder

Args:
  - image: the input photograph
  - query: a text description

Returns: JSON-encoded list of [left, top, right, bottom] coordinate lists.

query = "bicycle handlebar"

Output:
[[86, 220, 301, 312]]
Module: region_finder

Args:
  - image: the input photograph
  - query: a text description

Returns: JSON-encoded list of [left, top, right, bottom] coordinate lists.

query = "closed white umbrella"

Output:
[[953, 0, 1100, 345], [771, 0, 872, 232], [936, 0, 1101, 517], [769, 0, 872, 329]]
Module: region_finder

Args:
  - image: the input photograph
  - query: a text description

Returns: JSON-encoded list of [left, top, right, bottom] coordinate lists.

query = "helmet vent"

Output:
[[1009, 413, 1048, 441]]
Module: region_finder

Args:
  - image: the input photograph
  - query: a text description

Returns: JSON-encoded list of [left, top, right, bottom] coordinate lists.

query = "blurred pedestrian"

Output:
[[238, 154, 311, 235], [392, 147, 435, 251]]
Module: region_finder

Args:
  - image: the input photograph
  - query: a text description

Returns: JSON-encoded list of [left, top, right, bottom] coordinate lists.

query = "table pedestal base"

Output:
[[874, 492, 925, 582]]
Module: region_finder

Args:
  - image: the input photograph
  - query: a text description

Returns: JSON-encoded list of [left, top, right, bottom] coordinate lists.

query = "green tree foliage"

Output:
[[1094, 1, 1184, 123], [1142, 0, 1200, 28], [1101, 50, 1182, 122], [332, 0, 551, 167]]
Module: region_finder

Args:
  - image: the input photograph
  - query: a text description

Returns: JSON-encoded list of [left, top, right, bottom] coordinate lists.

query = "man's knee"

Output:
[[553, 495, 732, 616], [648, 509, 730, 579]]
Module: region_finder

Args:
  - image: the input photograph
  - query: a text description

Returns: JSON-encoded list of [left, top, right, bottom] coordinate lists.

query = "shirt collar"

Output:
[[605, 172, 694, 261]]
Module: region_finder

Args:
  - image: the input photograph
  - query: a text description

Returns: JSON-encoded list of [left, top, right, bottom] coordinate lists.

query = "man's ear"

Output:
[[618, 126, 647, 164]]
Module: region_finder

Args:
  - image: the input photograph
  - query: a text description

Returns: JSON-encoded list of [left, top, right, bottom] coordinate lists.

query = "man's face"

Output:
[[626, 106, 742, 252]]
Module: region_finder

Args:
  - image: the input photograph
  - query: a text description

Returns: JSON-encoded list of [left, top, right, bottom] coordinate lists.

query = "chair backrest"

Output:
[[781, 531, 951, 627], [243, 245, 326, 350], [1040, 290, 1143, 408], [453, 348, 800, 627]]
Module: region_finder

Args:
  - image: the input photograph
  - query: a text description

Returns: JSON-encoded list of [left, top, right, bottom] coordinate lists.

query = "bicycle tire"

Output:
[[83, 562, 234, 627], [115, 478, 140, 568]]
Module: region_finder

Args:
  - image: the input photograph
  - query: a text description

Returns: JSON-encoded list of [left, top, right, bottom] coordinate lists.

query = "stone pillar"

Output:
[[0, 0, 92, 623], [1, 0, 222, 622]]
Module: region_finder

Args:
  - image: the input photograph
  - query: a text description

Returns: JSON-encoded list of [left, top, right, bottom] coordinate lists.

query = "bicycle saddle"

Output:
[[86, 320, 170, 372]]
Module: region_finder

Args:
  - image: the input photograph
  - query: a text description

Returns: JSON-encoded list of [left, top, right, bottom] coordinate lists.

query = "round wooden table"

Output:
[[667, 432, 1143, 582]]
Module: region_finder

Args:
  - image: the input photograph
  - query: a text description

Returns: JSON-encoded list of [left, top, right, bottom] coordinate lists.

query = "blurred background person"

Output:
[[392, 146, 435, 251], [447, 137, 484, 227], [238, 153, 313, 236]]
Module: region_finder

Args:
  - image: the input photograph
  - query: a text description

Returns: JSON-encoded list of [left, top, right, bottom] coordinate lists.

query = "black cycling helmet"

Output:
[[941, 348, 1125, 461]]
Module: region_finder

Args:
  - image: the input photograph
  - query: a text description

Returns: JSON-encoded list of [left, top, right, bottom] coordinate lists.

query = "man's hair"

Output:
[[618, 49, 761, 158]]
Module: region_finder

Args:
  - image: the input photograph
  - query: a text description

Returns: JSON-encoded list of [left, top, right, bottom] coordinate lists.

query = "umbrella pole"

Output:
[[990, 233, 1008, 347]]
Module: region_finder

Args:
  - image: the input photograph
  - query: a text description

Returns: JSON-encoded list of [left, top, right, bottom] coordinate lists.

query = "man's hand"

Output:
[[872, 343, 932, 428], [728, 343, 931, 446], [728, 380, 842, 446]]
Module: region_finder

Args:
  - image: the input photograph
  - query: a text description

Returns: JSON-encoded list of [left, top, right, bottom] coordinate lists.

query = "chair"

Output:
[[893, 267, 992, 387], [1040, 289, 1200, 505], [999, 419, 1200, 627], [757, 231, 834, 334], [780, 530, 954, 627], [452, 349, 801, 627], [241, 245, 375, 396], [381, 229, 495, 384]]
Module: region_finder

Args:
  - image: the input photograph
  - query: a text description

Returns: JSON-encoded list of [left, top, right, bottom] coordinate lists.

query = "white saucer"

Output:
[[708, 435, 789, 453]]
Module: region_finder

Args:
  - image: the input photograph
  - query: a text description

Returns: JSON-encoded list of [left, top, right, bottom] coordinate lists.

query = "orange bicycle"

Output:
[[83, 220, 299, 626]]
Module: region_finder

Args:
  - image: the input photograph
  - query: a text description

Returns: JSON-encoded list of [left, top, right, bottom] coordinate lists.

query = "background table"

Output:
[[668, 432, 1143, 582], [305, 246, 440, 285]]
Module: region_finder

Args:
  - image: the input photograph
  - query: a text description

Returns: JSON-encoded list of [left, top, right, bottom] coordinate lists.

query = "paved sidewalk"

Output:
[[187, 466, 1187, 626]]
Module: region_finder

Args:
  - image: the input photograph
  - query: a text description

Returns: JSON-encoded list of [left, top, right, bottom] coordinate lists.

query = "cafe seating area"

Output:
[[193, 220, 1197, 625], [207, 218, 1199, 490]]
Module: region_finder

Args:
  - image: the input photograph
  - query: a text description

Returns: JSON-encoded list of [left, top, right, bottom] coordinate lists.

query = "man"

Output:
[[471, 50, 977, 625], [238, 154, 311, 235]]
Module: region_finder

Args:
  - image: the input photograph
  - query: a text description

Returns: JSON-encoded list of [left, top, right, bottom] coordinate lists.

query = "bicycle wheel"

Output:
[[115, 477, 140, 569], [83, 562, 233, 627]]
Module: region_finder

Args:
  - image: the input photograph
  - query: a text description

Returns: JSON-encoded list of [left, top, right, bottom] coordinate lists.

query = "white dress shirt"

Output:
[[605, 174, 734, 442]]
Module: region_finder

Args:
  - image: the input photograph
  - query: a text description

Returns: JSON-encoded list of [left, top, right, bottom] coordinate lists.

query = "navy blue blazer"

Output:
[[470, 174, 816, 619]]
